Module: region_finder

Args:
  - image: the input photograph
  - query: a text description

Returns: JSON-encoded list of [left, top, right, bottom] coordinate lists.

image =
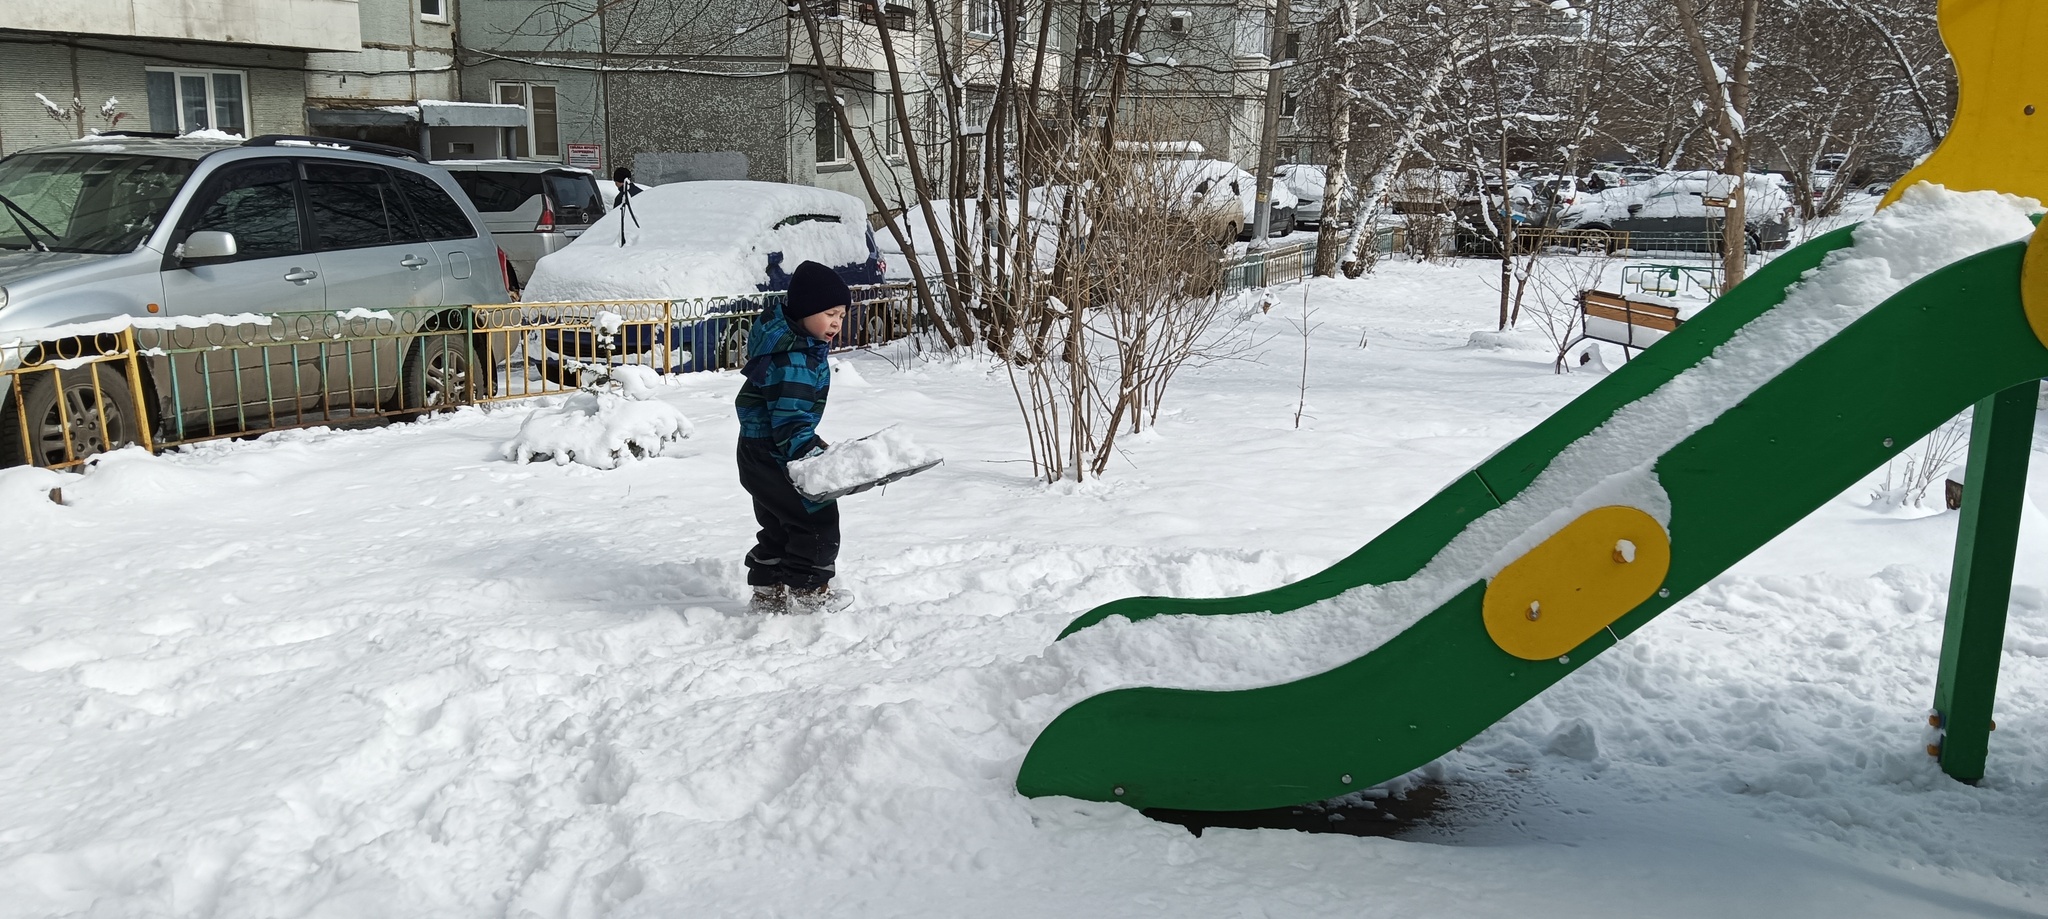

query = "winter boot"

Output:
[[748, 585, 789, 615], [788, 583, 856, 615]]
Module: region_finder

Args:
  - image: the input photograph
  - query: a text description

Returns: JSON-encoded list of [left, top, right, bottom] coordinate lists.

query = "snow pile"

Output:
[[522, 181, 873, 302], [503, 369, 693, 468], [787, 425, 942, 499], [1050, 184, 2041, 694]]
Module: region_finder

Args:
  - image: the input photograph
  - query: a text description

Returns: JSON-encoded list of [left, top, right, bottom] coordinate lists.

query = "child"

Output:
[[736, 261, 856, 615]]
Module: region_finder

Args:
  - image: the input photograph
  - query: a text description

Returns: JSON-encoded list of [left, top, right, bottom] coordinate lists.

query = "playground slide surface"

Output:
[[1017, 191, 2048, 813]]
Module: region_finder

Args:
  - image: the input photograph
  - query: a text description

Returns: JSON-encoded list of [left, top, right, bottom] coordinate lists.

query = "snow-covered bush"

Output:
[[504, 365, 693, 469]]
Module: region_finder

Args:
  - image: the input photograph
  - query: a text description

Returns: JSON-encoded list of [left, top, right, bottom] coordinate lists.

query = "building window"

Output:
[[495, 83, 560, 159], [1285, 30, 1300, 61], [816, 100, 846, 164], [420, 0, 446, 21], [1282, 90, 1299, 118], [877, 92, 899, 157], [1236, 10, 1269, 57], [146, 69, 248, 136], [962, 90, 994, 136], [968, 0, 1000, 37]]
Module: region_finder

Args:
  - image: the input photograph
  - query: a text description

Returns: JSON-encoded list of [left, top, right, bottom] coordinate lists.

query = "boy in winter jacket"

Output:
[[735, 261, 855, 615]]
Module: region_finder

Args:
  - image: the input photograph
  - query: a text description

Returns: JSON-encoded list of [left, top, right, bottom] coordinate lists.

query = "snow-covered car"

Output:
[[878, 198, 1065, 282], [520, 180, 885, 376], [1550, 170, 1795, 251], [1274, 164, 1333, 228], [1157, 159, 1299, 241]]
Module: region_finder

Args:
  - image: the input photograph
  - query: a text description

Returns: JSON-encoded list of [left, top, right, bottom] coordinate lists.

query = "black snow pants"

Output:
[[736, 438, 840, 590]]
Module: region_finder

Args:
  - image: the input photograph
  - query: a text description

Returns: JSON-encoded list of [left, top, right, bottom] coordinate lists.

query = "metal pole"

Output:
[[1250, 0, 1291, 248], [1931, 379, 2040, 783]]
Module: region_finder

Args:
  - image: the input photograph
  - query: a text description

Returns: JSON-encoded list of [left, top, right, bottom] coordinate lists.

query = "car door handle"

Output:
[[284, 268, 319, 283], [399, 255, 430, 269]]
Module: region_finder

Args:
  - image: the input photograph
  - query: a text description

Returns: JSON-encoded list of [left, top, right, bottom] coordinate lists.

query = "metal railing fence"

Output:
[[2, 284, 919, 470], [1221, 238, 1320, 294]]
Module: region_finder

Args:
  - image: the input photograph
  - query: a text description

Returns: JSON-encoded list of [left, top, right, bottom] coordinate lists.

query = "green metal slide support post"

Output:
[[1932, 379, 2041, 784]]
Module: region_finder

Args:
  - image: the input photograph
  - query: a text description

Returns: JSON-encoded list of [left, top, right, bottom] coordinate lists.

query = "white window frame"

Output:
[[145, 68, 250, 137], [420, 0, 447, 23], [816, 98, 849, 166], [967, 0, 1001, 37], [877, 91, 899, 158], [495, 81, 562, 160]]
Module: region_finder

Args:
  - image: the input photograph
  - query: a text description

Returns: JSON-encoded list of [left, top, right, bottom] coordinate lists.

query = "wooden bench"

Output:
[[1567, 289, 1684, 359]]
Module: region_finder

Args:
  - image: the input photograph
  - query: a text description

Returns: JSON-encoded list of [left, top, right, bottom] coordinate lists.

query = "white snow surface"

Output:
[[2, 241, 2047, 917], [1051, 185, 2041, 695], [787, 424, 942, 497], [521, 181, 873, 303]]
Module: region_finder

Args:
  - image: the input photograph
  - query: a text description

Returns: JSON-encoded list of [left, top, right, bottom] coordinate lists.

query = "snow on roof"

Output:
[[522, 181, 873, 302]]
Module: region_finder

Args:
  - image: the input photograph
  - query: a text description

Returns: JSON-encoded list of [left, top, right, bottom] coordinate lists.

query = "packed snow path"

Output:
[[2, 260, 2045, 917]]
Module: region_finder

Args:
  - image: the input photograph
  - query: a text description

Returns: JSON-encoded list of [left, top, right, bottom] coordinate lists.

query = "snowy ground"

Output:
[[3, 252, 2046, 918]]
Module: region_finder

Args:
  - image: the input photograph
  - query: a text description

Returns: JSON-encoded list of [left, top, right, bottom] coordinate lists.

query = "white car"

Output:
[[878, 198, 1065, 282], [1275, 164, 1331, 227], [1550, 170, 1796, 250], [521, 181, 886, 375]]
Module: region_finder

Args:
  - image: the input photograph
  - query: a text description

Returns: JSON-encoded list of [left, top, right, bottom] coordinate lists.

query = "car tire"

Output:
[[1744, 229, 1763, 254], [1577, 227, 1615, 254], [394, 333, 482, 422], [1274, 213, 1295, 237], [0, 364, 145, 468]]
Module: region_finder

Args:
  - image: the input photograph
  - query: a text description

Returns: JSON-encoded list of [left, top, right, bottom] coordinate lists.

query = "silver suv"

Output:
[[0, 133, 510, 463], [436, 160, 605, 292]]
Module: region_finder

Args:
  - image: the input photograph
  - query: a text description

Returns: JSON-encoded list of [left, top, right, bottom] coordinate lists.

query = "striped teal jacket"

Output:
[[735, 304, 831, 463]]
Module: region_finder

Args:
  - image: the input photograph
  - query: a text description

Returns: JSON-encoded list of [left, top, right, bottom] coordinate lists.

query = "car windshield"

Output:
[[0, 152, 197, 254]]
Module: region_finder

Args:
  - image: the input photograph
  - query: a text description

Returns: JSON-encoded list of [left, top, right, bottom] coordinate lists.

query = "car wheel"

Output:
[[1744, 229, 1763, 254], [394, 333, 481, 421], [1576, 227, 1615, 254], [1274, 213, 1295, 237], [0, 364, 145, 468]]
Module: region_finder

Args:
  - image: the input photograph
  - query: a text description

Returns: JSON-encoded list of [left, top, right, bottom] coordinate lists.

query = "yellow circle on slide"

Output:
[[1483, 506, 1672, 662], [2027, 224, 2048, 351]]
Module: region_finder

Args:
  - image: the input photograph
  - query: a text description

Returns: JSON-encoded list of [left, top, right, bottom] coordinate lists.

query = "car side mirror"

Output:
[[1627, 204, 1643, 216], [178, 230, 238, 262]]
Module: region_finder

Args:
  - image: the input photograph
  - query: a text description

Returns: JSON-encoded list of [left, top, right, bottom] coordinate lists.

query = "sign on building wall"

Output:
[[567, 143, 602, 171]]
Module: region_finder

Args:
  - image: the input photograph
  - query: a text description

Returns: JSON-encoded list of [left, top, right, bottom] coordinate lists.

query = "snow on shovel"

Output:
[[787, 425, 942, 502]]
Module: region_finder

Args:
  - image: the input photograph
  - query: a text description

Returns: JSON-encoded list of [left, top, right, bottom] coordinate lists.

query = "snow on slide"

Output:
[[1031, 185, 2041, 700]]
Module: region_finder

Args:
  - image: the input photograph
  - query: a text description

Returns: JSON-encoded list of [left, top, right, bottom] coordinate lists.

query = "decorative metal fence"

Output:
[[1221, 239, 1320, 294], [2, 284, 918, 470]]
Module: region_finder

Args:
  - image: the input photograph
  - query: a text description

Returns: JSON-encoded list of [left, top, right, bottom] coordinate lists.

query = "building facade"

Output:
[[0, 0, 361, 155]]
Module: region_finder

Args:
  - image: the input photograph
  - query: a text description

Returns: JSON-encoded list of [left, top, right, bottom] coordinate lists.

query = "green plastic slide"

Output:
[[1017, 227, 2048, 812]]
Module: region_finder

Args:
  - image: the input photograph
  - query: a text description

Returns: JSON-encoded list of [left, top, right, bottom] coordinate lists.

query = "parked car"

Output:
[[520, 180, 886, 376], [878, 198, 1065, 282], [1274, 164, 1336, 228], [1549, 170, 1795, 251], [0, 133, 508, 467], [1451, 178, 1539, 252], [437, 160, 605, 293]]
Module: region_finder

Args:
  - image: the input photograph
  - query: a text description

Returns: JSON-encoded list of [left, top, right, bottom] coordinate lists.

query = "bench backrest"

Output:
[[1579, 289, 1684, 351]]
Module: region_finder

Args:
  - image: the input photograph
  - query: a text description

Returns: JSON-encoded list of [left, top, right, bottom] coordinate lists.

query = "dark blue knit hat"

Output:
[[785, 261, 852, 325]]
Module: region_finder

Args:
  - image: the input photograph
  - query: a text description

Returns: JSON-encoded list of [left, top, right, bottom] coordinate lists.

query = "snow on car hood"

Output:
[[521, 181, 872, 302]]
